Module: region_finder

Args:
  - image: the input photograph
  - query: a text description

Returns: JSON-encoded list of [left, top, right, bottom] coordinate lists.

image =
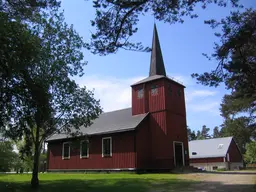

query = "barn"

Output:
[[46, 24, 189, 172], [189, 137, 244, 171]]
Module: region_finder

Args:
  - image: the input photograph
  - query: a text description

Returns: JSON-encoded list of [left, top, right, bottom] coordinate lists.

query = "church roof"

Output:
[[46, 108, 148, 141], [131, 74, 185, 87], [188, 137, 233, 159], [149, 24, 166, 76]]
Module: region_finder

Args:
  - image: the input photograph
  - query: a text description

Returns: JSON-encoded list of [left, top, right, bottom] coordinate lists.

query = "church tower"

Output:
[[131, 24, 189, 168]]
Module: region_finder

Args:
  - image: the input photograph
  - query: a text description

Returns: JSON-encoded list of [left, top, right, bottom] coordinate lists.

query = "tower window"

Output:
[[151, 85, 158, 96], [137, 88, 144, 99]]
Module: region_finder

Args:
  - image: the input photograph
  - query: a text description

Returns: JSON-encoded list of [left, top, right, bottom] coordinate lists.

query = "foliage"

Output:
[[187, 127, 196, 141], [88, 0, 241, 55], [0, 173, 194, 192], [213, 126, 221, 138], [220, 117, 254, 153], [244, 141, 256, 164], [0, 0, 102, 188], [191, 8, 255, 154], [0, 141, 16, 172], [196, 125, 211, 140]]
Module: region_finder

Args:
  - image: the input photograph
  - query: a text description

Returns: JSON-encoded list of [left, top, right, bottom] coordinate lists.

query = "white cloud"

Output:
[[76, 74, 220, 115], [185, 90, 217, 102], [188, 101, 220, 115]]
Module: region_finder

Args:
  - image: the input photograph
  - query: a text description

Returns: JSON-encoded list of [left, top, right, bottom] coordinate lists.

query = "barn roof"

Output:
[[46, 108, 148, 141], [188, 137, 233, 159]]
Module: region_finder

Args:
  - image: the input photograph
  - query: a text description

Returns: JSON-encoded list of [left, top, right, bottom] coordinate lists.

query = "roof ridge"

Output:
[[189, 136, 233, 142], [102, 107, 131, 114]]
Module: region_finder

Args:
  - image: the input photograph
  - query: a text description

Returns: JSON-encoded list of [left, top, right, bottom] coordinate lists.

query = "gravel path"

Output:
[[177, 171, 256, 192]]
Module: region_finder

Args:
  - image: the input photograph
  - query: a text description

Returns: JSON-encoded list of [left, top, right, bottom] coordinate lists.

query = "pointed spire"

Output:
[[149, 24, 166, 77]]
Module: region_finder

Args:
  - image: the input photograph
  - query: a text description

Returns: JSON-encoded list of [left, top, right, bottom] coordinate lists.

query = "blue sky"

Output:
[[60, 0, 255, 134]]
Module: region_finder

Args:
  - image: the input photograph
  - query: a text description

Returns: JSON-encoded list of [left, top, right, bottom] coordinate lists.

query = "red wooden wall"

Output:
[[226, 139, 243, 162], [190, 157, 224, 163], [48, 131, 136, 170], [132, 78, 188, 169]]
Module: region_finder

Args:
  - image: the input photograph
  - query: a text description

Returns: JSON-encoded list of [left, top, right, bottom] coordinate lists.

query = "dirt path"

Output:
[[177, 171, 256, 192]]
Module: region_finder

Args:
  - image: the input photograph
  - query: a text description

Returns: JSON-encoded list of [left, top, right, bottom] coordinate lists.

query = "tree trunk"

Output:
[[31, 126, 40, 188]]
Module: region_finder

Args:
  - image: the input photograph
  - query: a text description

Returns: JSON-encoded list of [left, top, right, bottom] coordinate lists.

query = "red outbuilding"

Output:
[[46, 24, 189, 171], [189, 137, 244, 171]]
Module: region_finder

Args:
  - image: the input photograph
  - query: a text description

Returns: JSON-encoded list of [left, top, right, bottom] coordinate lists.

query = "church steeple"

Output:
[[149, 24, 166, 77]]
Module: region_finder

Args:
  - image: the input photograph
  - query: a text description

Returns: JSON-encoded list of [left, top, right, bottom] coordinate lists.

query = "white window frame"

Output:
[[62, 142, 70, 160], [80, 140, 89, 158], [102, 137, 112, 157]]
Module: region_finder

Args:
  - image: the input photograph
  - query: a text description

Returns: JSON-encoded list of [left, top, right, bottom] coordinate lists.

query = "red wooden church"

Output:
[[46, 25, 189, 171]]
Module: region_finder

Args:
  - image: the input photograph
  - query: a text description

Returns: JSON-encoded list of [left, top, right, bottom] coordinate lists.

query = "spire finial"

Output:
[[149, 24, 166, 77]]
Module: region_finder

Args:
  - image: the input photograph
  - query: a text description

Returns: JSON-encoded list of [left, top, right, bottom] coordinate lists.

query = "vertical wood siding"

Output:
[[226, 139, 243, 162], [135, 116, 151, 169], [48, 131, 136, 170], [132, 85, 146, 115], [148, 80, 165, 112]]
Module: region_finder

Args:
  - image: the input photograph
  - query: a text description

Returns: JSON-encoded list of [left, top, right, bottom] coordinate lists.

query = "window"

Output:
[[102, 137, 112, 157], [218, 144, 224, 149], [151, 85, 158, 96], [192, 152, 197, 155], [137, 88, 144, 99], [62, 142, 70, 159], [80, 140, 89, 158]]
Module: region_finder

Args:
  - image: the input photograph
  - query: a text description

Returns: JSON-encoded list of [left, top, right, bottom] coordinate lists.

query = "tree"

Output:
[[187, 127, 196, 141], [0, 141, 17, 172], [244, 141, 256, 164], [1, 1, 102, 188], [89, 0, 241, 55], [220, 117, 254, 154], [196, 125, 211, 140], [213, 126, 221, 138]]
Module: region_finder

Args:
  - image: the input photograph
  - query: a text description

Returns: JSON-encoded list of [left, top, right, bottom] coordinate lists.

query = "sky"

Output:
[[60, 0, 255, 133]]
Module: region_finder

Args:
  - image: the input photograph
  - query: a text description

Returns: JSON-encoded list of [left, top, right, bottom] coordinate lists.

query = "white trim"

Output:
[[102, 137, 112, 157], [223, 157, 226, 162], [227, 153, 230, 162], [80, 140, 89, 158], [62, 142, 70, 160], [173, 141, 185, 167]]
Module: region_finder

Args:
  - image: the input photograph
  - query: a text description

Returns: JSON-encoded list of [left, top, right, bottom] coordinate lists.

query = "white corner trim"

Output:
[[102, 137, 112, 157], [80, 140, 89, 159], [62, 142, 70, 160], [173, 141, 185, 167]]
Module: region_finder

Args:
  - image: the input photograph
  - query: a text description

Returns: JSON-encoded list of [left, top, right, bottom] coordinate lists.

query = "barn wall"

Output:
[[48, 131, 136, 170], [190, 162, 228, 171], [190, 157, 224, 164], [226, 139, 243, 163]]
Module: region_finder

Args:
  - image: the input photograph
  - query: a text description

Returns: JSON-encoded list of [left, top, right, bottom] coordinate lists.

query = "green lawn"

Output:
[[0, 173, 194, 192]]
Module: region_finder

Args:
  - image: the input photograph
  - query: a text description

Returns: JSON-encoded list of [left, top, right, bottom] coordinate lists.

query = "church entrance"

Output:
[[173, 141, 184, 167]]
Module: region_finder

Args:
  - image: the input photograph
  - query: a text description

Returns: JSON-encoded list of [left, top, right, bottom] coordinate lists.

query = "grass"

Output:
[[0, 173, 195, 192]]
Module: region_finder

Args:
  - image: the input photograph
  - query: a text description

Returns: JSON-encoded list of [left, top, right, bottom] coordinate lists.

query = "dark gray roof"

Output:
[[131, 75, 185, 87], [149, 24, 166, 77], [47, 108, 148, 141], [189, 137, 233, 159]]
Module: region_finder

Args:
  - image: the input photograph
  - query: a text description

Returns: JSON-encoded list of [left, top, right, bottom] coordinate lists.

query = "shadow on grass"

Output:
[[0, 178, 193, 192]]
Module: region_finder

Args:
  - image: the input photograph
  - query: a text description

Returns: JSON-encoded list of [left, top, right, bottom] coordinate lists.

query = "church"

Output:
[[46, 25, 189, 171]]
